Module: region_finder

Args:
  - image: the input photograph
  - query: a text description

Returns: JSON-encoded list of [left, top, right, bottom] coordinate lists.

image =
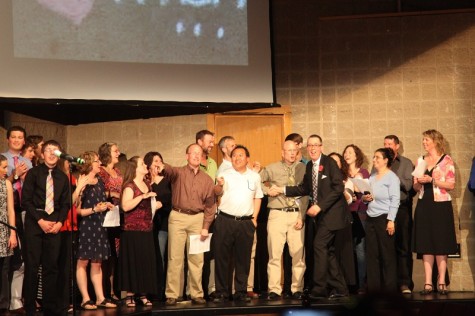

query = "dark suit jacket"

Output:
[[286, 154, 350, 231]]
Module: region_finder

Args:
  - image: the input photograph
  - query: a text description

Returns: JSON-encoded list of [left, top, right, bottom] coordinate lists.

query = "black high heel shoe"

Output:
[[438, 284, 449, 295], [420, 284, 433, 295]]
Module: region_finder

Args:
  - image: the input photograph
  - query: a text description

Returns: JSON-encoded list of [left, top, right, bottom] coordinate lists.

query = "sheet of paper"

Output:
[[412, 159, 427, 178], [350, 178, 372, 194], [102, 205, 120, 227], [189, 233, 213, 255]]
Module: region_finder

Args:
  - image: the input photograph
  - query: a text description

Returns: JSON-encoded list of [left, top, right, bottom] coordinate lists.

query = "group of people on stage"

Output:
[[0, 125, 458, 315]]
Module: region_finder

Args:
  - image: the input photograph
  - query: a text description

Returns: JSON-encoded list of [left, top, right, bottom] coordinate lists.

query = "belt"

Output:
[[172, 207, 202, 215], [218, 210, 253, 221], [271, 207, 300, 212]]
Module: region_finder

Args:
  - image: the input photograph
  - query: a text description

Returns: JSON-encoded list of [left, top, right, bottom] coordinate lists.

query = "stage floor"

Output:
[[21, 292, 475, 316]]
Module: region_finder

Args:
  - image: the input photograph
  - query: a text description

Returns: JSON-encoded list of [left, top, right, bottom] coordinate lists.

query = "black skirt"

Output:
[[119, 230, 158, 294], [412, 186, 457, 255]]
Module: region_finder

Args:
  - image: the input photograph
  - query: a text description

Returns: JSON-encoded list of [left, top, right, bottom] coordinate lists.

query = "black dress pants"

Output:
[[366, 214, 397, 293], [311, 223, 347, 296], [214, 215, 255, 297], [24, 216, 62, 316], [395, 202, 413, 289]]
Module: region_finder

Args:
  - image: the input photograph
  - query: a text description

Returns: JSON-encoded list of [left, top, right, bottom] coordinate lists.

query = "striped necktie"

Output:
[[312, 163, 318, 203], [45, 169, 54, 215]]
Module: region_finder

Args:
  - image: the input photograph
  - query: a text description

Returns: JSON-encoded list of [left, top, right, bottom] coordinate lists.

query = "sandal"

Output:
[[125, 295, 136, 307], [420, 284, 433, 295], [96, 298, 117, 308], [80, 300, 97, 310], [111, 294, 121, 302], [137, 296, 153, 306], [438, 283, 449, 295]]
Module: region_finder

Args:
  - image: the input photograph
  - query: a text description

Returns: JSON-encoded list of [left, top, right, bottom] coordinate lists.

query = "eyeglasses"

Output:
[[307, 144, 322, 148], [43, 149, 56, 154]]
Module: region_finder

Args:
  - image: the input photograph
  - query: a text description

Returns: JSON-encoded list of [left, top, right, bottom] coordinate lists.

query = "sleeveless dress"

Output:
[[0, 179, 13, 258], [118, 181, 157, 294], [77, 178, 111, 260], [412, 156, 457, 255]]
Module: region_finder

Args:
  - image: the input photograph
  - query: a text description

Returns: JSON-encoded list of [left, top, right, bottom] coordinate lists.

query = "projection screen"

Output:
[[0, 0, 273, 104]]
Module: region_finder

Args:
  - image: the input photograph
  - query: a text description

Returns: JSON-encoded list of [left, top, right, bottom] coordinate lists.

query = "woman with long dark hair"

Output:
[[119, 156, 160, 307]]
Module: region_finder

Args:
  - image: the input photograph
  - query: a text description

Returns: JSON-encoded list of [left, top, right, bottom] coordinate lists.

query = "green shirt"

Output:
[[200, 156, 217, 181]]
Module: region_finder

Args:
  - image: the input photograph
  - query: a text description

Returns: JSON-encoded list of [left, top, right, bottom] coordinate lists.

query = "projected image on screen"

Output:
[[13, 0, 248, 65]]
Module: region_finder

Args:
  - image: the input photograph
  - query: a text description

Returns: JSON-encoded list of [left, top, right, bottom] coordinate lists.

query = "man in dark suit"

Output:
[[270, 134, 351, 299]]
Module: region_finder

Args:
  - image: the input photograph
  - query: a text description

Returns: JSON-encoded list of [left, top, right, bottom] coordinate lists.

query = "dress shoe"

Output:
[[308, 292, 326, 300], [212, 295, 228, 303], [247, 291, 259, 299], [292, 291, 303, 299], [207, 291, 217, 301], [400, 285, 412, 294], [9, 307, 26, 314], [191, 297, 206, 305], [234, 292, 251, 302], [328, 292, 348, 300], [357, 287, 366, 295], [165, 298, 177, 306], [267, 292, 281, 300]]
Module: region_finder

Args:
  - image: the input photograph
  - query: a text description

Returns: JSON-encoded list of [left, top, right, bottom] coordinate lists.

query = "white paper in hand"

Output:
[[102, 205, 120, 227], [412, 158, 427, 178], [350, 178, 372, 194], [189, 233, 213, 254]]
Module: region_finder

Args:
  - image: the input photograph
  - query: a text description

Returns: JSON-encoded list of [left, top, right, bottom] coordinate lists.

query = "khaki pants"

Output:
[[267, 209, 305, 294], [166, 211, 204, 299]]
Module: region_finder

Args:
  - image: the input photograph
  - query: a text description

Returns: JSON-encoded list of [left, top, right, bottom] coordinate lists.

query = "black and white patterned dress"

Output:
[[0, 179, 13, 258], [77, 178, 110, 261]]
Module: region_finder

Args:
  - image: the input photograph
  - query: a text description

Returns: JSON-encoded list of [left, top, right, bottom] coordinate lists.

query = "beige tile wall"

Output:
[[66, 114, 207, 167], [0, 112, 67, 152], [273, 2, 475, 291]]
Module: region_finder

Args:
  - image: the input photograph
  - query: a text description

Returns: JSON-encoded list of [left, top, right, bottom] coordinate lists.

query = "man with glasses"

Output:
[[270, 135, 351, 299], [260, 140, 308, 300]]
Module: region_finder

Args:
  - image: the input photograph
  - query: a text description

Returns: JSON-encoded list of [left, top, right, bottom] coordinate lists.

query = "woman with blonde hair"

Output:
[[412, 129, 457, 295]]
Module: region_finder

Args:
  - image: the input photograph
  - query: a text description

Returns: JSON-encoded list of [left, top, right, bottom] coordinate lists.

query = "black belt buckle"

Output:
[[219, 210, 252, 221], [284, 207, 298, 212]]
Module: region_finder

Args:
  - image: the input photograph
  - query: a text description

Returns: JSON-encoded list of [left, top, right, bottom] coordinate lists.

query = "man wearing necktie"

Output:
[[21, 140, 70, 316], [270, 134, 351, 299]]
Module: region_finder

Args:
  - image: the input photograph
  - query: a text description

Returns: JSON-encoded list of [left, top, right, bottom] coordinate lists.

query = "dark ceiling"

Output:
[[0, 98, 276, 126]]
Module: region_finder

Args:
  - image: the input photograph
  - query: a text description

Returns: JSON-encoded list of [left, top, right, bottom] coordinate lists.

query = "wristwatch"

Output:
[[13, 174, 19, 181]]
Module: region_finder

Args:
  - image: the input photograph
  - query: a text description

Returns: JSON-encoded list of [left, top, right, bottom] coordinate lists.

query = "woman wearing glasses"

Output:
[[75, 151, 116, 310]]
